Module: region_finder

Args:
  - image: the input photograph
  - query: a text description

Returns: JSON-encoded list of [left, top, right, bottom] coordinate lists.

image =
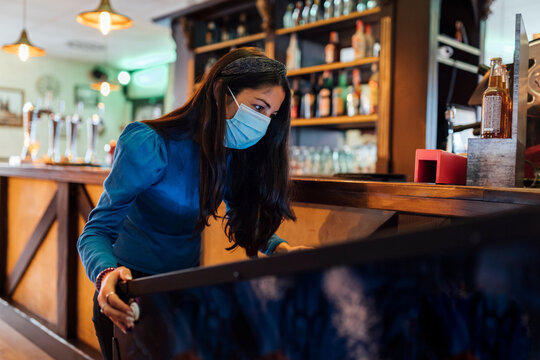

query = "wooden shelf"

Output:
[[193, 32, 266, 54], [276, 7, 381, 35], [291, 114, 377, 127], [287, 57, 378, 76]]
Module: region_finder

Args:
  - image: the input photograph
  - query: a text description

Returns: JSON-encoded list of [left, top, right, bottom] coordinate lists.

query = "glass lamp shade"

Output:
[[76, 0, 133, 35], [2, 29, 46, 61], [91, 81, 120, 96]]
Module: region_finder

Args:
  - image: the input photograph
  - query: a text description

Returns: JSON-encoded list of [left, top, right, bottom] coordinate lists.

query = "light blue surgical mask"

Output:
[[224, 87, 271, 149]]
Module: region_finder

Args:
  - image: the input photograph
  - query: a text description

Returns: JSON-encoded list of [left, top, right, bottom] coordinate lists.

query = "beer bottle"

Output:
[[501, 64, 513, 138], [481, 58, 510, 138]]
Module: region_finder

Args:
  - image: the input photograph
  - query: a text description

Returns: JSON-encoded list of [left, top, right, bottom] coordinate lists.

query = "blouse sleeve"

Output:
[[77, 122, 168, 283]]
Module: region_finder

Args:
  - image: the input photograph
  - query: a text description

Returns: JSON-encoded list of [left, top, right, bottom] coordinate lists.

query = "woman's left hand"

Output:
[[273, 242, 314, 254]]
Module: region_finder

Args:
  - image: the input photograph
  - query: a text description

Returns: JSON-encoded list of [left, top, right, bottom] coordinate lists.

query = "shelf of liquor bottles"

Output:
[[291, 114, 376, 127], [180, 0, 392, 172], [193, 32, 267, 54], [287, 57, 378, 76], [276, 7, 381, 35]]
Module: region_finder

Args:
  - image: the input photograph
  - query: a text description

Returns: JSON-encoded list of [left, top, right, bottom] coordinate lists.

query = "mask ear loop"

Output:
[[227, 87, 240, 108]]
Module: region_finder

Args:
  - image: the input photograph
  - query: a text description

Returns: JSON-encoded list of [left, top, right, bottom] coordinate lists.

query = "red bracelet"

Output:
[[95, 267, 116, 292]]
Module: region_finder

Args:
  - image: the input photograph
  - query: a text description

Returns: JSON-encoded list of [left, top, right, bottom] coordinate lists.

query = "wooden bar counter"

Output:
[[0, 163, 539, 359]]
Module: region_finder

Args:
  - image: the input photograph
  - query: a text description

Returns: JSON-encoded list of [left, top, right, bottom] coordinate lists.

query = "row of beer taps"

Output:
[[20, 99, 104, 164]]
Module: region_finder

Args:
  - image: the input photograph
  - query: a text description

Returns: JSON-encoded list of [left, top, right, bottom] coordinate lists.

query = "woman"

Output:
[[77, 47, 306, 359]]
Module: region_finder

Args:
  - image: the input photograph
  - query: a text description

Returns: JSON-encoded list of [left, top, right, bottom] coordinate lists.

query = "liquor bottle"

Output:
[[481, 58, 510, 138], [333, 0, 343, 17], [301, 0, 312, 25], [318, 70, 333, 117], [301, 75, 317, 118], [309, 0, 321, 22], [221, 16, 230, 42], [283, 3, 294, 28], [205, 56, 217, 73], [325, 31, 340, 63], [286, 33, 302, 70], [332, 71, 347, 116], [503, 65, 513, 138], [368, 63, 379, 114], [314, 75, 324, 118], [343, 0, 353, 15], [237, 13, 247, 37], [292, 1, 303, 26], [365, 24, 374, 57], [347, 69, 361, 116], [356, 0, 367, 12], [352, 20, 366, 60], [323, 0, 333, 19], [366, 0, 378, 9], [206, 21, 216, 44], [291, 78, 301, 119]]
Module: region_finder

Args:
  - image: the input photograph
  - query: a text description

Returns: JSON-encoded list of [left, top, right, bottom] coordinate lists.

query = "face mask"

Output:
[[224, 87, 271, 149]]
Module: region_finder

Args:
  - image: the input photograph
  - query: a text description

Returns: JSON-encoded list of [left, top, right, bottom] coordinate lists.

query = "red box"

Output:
[[414, 149, 467, 185]]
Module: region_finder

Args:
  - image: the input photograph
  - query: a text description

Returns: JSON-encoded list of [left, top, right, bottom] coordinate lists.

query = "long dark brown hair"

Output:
[[143, 47, 296, 256]]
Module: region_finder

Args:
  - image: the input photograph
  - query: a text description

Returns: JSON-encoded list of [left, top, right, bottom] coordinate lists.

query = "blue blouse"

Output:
[[77, 121, 286, 283]]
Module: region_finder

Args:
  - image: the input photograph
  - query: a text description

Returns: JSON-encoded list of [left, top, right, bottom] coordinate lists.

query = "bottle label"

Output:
[[482, 95, 502, 132]]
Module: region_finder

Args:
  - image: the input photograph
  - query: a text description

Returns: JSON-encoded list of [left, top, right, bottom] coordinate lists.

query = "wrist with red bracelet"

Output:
[[95, 267, 116, 292]]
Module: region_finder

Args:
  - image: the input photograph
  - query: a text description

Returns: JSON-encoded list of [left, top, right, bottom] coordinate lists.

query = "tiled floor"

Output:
[[0, 317, 53, 360]]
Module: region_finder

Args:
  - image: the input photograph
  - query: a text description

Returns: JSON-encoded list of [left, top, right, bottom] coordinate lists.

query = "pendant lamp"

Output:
[[91, 81, 120, 96], [2, 0, 45, 62], [76, 0, 133, 36]]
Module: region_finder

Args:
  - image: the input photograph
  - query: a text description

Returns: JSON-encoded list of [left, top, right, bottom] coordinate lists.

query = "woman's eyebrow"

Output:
[[255, 97, 271, 109]]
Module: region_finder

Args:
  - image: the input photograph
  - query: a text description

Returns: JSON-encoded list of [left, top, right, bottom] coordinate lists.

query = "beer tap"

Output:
[[47, 100, 65, 163], [20, 99, 53, 161], [85, 103, 104, 164], [65, 102, 83, 162]]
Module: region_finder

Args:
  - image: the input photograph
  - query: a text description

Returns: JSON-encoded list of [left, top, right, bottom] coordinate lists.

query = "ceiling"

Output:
[[0, 0, 209, 70]]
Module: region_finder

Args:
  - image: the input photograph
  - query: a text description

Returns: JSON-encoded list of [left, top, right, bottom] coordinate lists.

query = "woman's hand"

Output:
[[97, 266, 135, 333], [274, 242, 314, 254]]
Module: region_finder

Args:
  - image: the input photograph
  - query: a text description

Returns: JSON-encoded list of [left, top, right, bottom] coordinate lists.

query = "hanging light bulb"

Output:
[[77, 0, 133, 35], [2, 0, 46, 61], [18, 44, 29, 62], [100, 81, 111, 96], [99, 11, 112, 35]]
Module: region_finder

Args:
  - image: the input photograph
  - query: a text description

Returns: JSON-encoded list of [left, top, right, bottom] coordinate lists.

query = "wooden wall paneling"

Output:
[[391, 0, 432, 179], [376, 14, 393, 173], [77, 185, 94, 222], [6, 192, 58, 295], [83, 184, 104, 207], [6, 178, 58, 274], [0, 177, 7, 296], [76, 184, 101, 351], [56, 183, 79, 339], [11, 221, 59, 326], [76, 252, 100, 352], [201, 201, 397, 266]]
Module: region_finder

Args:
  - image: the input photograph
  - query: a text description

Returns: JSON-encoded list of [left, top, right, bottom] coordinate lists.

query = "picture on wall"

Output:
[[74, 84, 99, 107], [0, 87, 24, 127], [132, 98, 164, 122]]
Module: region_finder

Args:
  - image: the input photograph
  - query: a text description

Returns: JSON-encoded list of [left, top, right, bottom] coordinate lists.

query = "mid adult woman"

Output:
[[77, 47, 306, 359]]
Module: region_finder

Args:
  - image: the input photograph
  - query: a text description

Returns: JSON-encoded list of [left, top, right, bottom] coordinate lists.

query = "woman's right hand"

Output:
[[97, 266, 135, 333]]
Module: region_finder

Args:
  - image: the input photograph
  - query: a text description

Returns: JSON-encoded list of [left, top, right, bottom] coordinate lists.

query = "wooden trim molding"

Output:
[[6, 191, 58, 296], [56, 182, 79, 339], [0, 177, 7, 296]]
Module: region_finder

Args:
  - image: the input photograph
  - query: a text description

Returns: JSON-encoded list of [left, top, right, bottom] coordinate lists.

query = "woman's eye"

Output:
[[254, 104, 264, 112]]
